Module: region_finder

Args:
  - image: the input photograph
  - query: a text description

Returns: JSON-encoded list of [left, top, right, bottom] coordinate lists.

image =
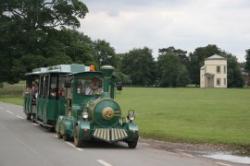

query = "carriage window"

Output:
[[26, 77, 39, 95], [26, 79, 32, 90], [58, 76, 65, 97], [39, 76, 44, 97], [76, 77, 103, 96], [44, 76, 49, 97], [50, 75, 57, 97]]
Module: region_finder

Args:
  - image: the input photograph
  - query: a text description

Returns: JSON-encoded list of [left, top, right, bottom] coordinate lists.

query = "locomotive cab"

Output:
[[56, 65, 139, 148]]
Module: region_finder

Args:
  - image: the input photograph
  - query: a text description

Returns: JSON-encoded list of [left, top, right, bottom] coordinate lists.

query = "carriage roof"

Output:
[[25, 64, 89, 76]]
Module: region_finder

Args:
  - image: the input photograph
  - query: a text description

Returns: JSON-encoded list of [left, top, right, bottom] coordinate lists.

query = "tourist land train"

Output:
[[23, 64, 139, 148]]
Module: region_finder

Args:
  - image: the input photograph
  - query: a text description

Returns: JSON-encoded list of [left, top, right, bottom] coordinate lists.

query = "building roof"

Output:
[[205, 54, 226, 60]]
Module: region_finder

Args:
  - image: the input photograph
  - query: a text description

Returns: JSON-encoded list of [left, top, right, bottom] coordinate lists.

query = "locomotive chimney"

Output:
[[101, 65, 114, 95]]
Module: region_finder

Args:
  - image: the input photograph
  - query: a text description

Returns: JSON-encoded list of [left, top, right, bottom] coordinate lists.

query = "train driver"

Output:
[[85, 78, 103, 95]]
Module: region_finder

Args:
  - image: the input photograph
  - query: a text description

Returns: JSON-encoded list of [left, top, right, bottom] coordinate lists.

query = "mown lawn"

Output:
[[1, 83, 250, 147], [116, 88, 250, 146]]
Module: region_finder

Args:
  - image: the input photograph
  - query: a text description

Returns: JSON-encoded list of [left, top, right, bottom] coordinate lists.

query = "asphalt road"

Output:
[[0, 102, 245, 166]]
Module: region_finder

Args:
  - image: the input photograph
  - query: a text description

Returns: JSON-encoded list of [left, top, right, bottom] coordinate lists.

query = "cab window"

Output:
[[76, 77, 103, 96]]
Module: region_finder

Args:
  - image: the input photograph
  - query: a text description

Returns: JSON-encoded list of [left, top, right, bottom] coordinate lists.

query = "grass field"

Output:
[[116, 88, 250, 147], [1, 83, 250, 148]]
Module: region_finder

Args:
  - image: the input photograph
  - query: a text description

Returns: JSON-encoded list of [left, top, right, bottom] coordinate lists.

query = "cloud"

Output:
[[79, 0, 250, 61]]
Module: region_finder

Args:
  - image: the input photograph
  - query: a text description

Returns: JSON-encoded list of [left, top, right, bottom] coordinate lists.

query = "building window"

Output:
[[217, 66, 221, 73], [224, 66, 226, 73], [224, 78, 227, 85], [217, 78, 221, 86]]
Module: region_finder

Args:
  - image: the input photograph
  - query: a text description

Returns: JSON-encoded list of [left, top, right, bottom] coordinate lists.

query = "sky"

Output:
[[79, 0, 250, 62]]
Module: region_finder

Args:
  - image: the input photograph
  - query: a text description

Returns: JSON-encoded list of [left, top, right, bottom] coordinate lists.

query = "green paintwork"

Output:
[[57, 66, 139, 146], [77, 120, 91, 140], [87, 98, 121, 127], [24, 64, 139, 148], [125, 122, 139, 142]]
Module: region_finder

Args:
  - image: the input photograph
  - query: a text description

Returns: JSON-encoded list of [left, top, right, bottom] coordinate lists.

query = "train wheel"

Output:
[[63, 134, 70, 141], [31, 115, 36, 122], [57, 131, 62, 139], [127, 140, 138, 149], [26, 114, 31, 120], [49, 127, 55, 132]]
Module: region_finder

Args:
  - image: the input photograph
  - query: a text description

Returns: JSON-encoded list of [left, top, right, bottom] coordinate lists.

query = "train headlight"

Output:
[[82, 112, 88, 119], [129, 116, 135, 121], [127, 110, 135, 121]]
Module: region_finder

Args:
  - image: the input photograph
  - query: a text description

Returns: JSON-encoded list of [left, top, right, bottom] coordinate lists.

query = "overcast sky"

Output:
[[79, 0, 250, 62]]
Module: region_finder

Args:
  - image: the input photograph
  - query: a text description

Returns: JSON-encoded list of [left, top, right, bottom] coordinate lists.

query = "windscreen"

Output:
[[76, 77, 103, 96]]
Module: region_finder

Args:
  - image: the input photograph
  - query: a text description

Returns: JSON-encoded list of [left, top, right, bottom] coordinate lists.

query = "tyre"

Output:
[[63, 134, 70, 141], [31, 115, 36, 122], [49, 127, 55, 132], [57, 131, 62, 139], [127, 140, 138, 149], [26, 113, 31, 120]]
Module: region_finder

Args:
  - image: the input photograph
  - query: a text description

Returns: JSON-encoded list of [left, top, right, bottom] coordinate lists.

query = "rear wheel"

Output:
[[63, 134, 70, 141], [57, 130, 62, 139], [49, 127, 55, 132], [31, 114, 36, 122], [26, 113, 31, 120]]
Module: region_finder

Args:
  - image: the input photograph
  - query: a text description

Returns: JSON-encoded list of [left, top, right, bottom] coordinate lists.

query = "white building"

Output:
[[200, 54, 227, 88]]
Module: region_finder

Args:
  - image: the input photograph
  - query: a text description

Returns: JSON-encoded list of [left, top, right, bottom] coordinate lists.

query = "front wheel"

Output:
[[127, 140, 138, 149]]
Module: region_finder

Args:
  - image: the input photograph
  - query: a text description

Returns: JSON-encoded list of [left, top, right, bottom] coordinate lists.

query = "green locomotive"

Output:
[[24, 64, 139, 148]]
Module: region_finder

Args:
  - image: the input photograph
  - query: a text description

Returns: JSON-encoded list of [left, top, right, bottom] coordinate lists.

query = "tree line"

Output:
[[118, 45, 249, 88], [0, 0, 249, 87]]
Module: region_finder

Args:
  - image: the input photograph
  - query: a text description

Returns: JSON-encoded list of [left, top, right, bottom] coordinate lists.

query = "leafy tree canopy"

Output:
[[93, 40, 117, 69], [158, 47, 190, 87], [0, 0, 88, 83], [121, 47, 156, 86], [245, 49, 250, 73]]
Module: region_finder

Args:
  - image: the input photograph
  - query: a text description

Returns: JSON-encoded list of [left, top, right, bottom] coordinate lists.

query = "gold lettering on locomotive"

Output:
[[102, 107, 114, 120]]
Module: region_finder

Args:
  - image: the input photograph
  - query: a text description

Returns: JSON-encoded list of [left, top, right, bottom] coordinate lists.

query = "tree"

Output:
[[55, 29, 95, 65], [121, 47, 156, 86], [227, 54, 244, 87], [93, 40, 117, 68], [0, 0, 88, 83], [159, 47, 189, 67], [245, 49, 250, 74], [158, 47, 190, 87]]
